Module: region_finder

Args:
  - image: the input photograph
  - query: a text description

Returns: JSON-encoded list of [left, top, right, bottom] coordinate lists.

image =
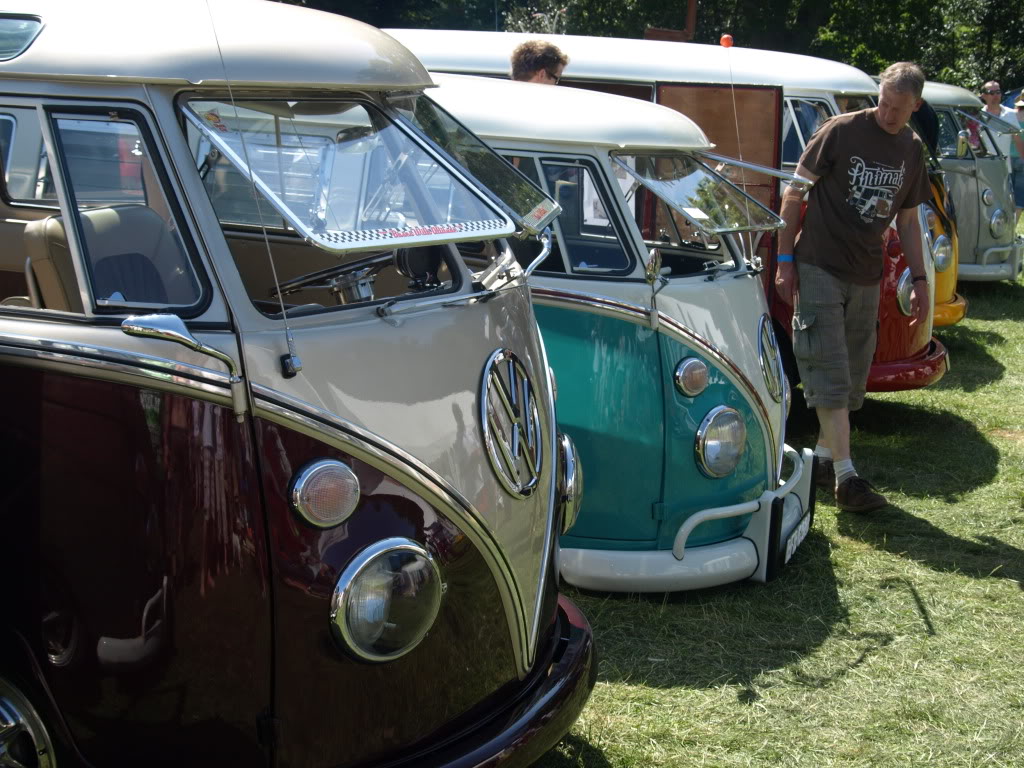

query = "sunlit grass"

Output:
[[537, 275, 1024, 767]]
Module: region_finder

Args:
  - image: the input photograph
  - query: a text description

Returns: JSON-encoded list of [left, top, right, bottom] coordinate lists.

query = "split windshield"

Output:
[[613, 153, 783, 235], [183, 98, 515, 253]]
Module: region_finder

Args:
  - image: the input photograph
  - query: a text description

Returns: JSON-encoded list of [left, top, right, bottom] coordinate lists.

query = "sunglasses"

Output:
[[982, 89, 1002, 95], [546, 69, 561, 84]]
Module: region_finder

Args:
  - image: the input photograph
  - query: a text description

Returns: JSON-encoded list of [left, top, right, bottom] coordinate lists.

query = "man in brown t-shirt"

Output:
[[775, 61, 932, 513]]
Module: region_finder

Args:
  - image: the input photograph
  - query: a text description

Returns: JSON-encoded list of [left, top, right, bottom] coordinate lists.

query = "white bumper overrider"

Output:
[[559, 446, 814, 592]]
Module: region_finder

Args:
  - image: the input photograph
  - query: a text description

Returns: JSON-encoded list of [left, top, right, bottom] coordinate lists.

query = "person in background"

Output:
[[510, 40, 568, 84], [979, 81, 1024, 176], [1013, 98, 1024, 224], [774, 62, 932, 514]]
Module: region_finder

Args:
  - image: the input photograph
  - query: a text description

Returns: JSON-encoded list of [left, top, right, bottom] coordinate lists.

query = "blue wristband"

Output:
[[777, 253, 794, 263]]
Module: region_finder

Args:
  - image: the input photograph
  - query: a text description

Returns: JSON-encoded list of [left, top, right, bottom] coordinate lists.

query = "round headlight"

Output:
[[896, 267, 913, 316], [330, 538, 444, 663], [291, 459, 361, 528], [757, 315, 783, 403], [674, 357, 709, 397], [932, 234, 953, 272], [982, 188, 994, 206], [695, 406, 747, 478], [556, 432, 583, 534], [990, 208, 1008, 238]]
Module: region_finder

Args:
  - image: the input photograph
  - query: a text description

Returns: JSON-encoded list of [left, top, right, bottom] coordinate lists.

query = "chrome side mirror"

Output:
[[956, 130, 970, 158], [645, 247, 663, 285], [121, 314, 247, 420], [523, 227, 553, 278]]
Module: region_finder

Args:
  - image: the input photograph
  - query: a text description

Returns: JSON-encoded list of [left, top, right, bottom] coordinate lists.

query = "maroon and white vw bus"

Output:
[[0, 3, 593, 766]]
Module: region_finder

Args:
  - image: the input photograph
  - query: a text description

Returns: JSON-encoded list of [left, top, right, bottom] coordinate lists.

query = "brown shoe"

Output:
[[813, 458, 835, 491], [836, 476, 888, 513]]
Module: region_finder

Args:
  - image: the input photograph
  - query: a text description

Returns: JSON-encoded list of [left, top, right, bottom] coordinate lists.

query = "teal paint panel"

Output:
[[657, 335, 768, 550], [535, 304, 664, 542]]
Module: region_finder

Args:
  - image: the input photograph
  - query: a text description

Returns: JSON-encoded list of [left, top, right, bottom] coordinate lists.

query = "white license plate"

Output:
[[783, 511, 811, 564]]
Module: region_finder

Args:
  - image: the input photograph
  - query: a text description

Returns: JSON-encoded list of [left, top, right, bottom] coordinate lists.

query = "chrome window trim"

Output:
[[531, 286, 778, 472], [251, 384, 537, 676], [0, 332, 232, 404]]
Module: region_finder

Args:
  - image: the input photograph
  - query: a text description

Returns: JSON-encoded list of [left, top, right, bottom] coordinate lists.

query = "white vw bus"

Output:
[[429, 74, 815, 592], [923, 81, 1023, 281], [0, 3, 594, 767], [389, 28, 949, 393]]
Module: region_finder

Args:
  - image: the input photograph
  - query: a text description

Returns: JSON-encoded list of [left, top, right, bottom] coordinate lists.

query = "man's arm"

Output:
[[895, 206, 929, 328], [774, 164, 819, 305]]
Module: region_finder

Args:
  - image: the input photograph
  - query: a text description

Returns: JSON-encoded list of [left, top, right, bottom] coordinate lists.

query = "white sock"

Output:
[[834, 459, 856, 486], [814, 444, 832, 461]]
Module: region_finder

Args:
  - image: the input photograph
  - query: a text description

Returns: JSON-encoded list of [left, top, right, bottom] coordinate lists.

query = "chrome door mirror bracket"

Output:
[[121, 314, 248, 421], [523, 227, 553, 278]]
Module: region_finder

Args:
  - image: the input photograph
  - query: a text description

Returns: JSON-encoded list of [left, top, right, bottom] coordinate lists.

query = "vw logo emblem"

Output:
[[480, 349, 543, 498]]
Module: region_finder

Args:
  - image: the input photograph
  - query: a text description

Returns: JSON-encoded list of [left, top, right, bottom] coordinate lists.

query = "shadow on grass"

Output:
[[847, 399, 1000, 502], [564, 527, 846, 691], [931, 324, 1005, 392], [533, 732, 613, 768], [957, 277, 1024, 322], [837, 504, 1024, 590]]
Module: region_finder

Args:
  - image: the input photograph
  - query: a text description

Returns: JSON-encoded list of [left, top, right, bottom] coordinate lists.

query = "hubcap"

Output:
[[0, 678, 55, 768]]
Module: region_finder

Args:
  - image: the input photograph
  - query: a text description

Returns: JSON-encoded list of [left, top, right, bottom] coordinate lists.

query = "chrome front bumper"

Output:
[[958, 240, 1023, 281], [558, 445, 815, 592]]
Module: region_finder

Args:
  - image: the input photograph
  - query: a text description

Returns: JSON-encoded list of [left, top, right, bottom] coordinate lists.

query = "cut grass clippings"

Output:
[[536, 271, 1024, 768]]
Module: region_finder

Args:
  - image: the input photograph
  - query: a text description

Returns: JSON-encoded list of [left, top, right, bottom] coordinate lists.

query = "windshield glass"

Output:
[[613, 153, 784, 235], [183, 98, 514, 254], [393, 92, 560, 234]]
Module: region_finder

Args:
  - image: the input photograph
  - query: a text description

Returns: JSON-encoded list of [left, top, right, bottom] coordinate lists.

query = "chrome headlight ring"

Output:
[[695, 406, 747, 478], [896, 267, 913, 316], [757, 314, 784, 403], [330, 538, 444, 663], [932, 234, 953, 272], [556, 432, 583, 535], [990, 208, 1008, 239]]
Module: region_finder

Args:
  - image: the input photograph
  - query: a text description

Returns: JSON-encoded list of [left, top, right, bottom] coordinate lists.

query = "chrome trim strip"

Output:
[[0, 331, 230, 384], [0, 334, 232, 404], [532, 287, 778, 470], [251, 384, 534, 676]]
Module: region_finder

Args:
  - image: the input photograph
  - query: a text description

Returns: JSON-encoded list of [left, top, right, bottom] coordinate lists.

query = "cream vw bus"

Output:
[[923, 81, 1023, 281], [0, 3, 594, 766], [429, 74, 815, 592], [389, 28, 949, 392]]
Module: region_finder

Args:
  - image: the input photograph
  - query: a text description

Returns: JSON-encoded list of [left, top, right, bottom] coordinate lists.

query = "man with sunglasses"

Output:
[[510, 40, 568, 85], [979, 81, 1023, 174]]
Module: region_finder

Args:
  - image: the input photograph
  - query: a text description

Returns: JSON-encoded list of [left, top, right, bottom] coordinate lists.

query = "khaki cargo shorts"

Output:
[[792, 262, 879, 411]]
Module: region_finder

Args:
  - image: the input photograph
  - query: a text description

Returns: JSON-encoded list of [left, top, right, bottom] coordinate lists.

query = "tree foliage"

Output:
[[275, 0, 1024, 89]]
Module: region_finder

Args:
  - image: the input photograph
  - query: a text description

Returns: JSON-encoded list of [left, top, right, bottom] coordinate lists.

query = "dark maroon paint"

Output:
[[1, 366, 272, 767], [1, 363, 594, 767]]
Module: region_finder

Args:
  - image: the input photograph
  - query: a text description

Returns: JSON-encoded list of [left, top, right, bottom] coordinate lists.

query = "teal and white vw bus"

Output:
[[430, 74, 815, 592]]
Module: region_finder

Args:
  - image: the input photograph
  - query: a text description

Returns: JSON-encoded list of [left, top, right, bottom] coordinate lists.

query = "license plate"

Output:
[[783, 511, 811, 564]]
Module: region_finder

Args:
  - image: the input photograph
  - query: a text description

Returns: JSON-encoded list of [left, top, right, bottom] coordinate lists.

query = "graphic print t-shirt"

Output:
[[794, 109, 931, 285]]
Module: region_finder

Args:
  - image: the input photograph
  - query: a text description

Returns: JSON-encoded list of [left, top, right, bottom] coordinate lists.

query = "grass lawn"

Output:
[[537, 271, 1024, 767]]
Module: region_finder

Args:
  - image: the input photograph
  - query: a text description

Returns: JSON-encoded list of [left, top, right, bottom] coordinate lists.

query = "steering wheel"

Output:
[[271, 251, 394, 298]]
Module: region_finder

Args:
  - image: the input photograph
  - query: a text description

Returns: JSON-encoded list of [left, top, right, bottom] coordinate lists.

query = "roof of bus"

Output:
[[922, 81, 984, 108], [0, 0, 433, 90], [432, 73, 710, 150], [387, 28, 879, 95]]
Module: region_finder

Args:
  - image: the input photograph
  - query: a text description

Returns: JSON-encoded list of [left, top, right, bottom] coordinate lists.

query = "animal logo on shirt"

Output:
[[846, 156, 905, 223]]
